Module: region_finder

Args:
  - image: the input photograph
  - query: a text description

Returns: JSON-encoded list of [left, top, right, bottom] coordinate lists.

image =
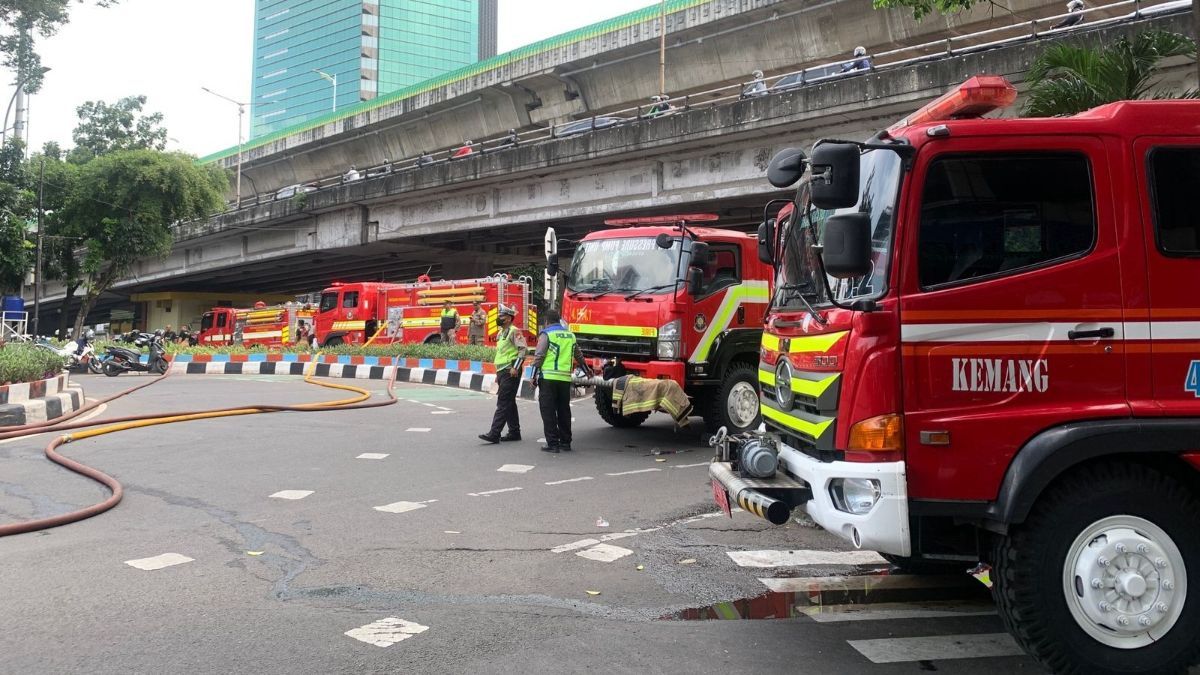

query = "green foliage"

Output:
[[0, 342, 64, 384], [872, 0, 978, 21], [0, 138, 34, 293], [0, 0, 117, 94], [1024, 30, 1198, 117], [0, 215, 31, 292], [68, 95, 167, 164], [160, 342, 496, 362]]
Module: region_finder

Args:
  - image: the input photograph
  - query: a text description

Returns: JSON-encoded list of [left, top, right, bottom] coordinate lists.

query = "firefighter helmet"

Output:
[[498, 305, 517, 317]]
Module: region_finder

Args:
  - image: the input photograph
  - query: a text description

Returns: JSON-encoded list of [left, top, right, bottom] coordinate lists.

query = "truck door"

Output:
[[1134, 140, 1200, 415], [898, 138, 1128, 502]]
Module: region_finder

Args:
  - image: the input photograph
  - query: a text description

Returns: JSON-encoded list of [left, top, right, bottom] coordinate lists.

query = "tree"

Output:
[[29, 153, 81, 336], [1024, 30, 1198, 116], [0, 0, 117, 94], [0, 137, 32, 294], [63, 150, 225, 334], [68, 95, 167, 164]]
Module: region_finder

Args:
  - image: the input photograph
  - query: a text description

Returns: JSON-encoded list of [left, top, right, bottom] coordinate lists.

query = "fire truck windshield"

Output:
[[774, 149, 902, 309], [566, 237, 684, 295], [318, 292, 338, 314]]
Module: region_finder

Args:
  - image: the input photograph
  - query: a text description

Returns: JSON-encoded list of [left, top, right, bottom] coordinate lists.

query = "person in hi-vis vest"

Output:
[[439, 299, 460, 344], [478, 305, 527, 444], [530, 308, 590, 453]]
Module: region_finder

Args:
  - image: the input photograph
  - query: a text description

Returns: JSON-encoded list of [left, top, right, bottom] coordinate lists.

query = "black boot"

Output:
[[478, 433, 500, 444], [500, 433, 522, 442], [540, 445, 560, 454]]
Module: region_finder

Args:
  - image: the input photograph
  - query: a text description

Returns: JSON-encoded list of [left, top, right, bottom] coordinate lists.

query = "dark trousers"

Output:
[[488, 369, 520, 436], [539, 379, 573, 447]]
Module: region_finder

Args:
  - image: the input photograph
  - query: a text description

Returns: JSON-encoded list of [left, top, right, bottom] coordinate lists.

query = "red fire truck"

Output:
[[197, 303, 315, 347], [709, 76, 1200, 673], [552, 215, 773, 433], [312, 275, 536, 347]]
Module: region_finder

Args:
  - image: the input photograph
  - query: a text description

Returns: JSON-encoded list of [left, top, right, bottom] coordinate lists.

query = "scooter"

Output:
[[102, 331, 169, 377], [35, 334, 101, 374]]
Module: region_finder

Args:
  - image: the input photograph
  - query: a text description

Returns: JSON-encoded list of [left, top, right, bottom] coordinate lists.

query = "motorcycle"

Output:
[[102, 331, 169, 377], [35, 334, 101, 374]]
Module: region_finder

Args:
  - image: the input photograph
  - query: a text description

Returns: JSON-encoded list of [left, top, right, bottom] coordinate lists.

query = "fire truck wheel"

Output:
[[593, 387, 650, 428], [993, 461, 1200, 675], [324, 336, 344, 347], [703, 363, 760, 434]]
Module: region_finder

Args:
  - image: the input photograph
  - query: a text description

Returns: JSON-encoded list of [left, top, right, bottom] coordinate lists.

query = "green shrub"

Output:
[[159, 341, 495, 362], [0, 343, 66, 385]]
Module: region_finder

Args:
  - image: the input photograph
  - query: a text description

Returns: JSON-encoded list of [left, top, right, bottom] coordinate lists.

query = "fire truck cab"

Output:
[[558, 215, 772, 433], [709, 77, 1200, 672]]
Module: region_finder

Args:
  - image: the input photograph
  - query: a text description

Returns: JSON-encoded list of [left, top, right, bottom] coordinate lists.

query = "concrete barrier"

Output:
[[0, 373, 86, 426]]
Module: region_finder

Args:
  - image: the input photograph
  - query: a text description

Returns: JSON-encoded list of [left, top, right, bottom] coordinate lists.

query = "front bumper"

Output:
[[587, 357, 686, 383], [709, 444, 911, 557]]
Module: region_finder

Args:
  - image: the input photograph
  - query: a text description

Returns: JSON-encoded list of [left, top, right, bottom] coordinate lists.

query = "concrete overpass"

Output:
[[32, 3, 1197, 328]]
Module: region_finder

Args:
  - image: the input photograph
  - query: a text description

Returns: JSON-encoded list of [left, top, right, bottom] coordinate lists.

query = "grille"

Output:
[[577, 334, 656, 360]]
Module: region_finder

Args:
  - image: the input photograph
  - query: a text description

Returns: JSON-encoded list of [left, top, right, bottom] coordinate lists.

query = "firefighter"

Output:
[[530, 309, 589, 453], [479, 305, 527, 444], [439, 299, 460, 344], [468, 300, 487, 346]]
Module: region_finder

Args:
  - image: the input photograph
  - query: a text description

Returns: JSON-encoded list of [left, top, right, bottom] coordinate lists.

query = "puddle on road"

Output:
[[661, 570, 991, 621]]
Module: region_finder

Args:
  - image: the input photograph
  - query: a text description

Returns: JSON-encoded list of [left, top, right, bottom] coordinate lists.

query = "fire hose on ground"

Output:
[[0, 359, 399, 538]]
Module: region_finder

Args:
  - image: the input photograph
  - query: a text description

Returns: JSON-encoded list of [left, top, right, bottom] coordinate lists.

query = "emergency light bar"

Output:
[[603, 213, 720, 227], [887, 76, 1017, 134]]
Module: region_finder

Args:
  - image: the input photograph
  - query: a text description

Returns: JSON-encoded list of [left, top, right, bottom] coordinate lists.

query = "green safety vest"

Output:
[[495, 326, 520, 369], [542, 327, 577, 382], [440, 308, 459, 331]]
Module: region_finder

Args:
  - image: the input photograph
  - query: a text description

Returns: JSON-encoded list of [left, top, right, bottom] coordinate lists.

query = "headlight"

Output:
[[829, 478, 881, 515], [656, 320, 681, 359]]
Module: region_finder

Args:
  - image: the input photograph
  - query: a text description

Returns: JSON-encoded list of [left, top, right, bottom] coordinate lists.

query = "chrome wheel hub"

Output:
[[726, 381, 759, 429]]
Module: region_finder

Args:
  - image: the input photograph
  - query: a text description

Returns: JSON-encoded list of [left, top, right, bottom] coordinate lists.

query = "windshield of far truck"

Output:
[[318, 291, 338, 314], [774, 148, 902, 309], [566, 237, 684, 295], [200, 313, 213, 332]]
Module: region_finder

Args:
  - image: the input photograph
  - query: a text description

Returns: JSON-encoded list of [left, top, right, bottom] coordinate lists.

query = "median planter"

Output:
[[0, 373, 87, 427], [166, 353, 502, 392]]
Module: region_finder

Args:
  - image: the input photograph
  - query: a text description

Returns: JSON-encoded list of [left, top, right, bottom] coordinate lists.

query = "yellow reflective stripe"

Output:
[[569, 323, 657, 338], [689, 281, 770, 362], [762, 331, 848, 354], [331, 321, 366, 331], [761, 404, 834, 438], [758, 369, 839, 398]]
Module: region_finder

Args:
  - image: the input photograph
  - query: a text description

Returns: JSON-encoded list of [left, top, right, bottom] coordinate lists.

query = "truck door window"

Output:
[[918, 154, 1095, 289], [318, 292, 338, 313], [1149, 147, 1200, 255], [341, 291, 359, 309], [216, 313, 227, 328], [697, 246, 740, 296], [200, 314, 213, 332]]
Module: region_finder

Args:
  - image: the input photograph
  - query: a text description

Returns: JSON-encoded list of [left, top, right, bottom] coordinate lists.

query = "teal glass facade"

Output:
[[251, 0, 496, 138]]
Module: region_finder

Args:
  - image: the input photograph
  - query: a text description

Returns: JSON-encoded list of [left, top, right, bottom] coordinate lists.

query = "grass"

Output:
[[0, 343, 66, 385]]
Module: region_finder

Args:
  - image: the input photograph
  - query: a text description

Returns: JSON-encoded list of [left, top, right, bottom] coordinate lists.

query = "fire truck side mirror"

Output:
[[757, 219, 775, 265], [767, 147, 808, 188], [687, 267, 704, 296], [655, 233, 675, 249], [690, 241, 710, 269], [811, 142, 860, 210], [821, 212, 872, 279], [547, 253, 559, 276]]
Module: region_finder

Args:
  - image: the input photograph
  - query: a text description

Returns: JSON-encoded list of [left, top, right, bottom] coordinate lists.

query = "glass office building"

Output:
[[251, 0, 498, 138]]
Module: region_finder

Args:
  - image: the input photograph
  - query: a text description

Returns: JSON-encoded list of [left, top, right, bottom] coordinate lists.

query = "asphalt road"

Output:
[[1, 373, 1043, 674]]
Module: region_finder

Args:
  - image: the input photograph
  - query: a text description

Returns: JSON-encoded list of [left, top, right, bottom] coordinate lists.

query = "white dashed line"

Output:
[[431, 410, 454, 415], [551, 531, 637, 553], [576, 544, 634, 562], [545, 476, 594, 485], [605, 468, 662, 476], [270, 490, 314, 500], [673, 462, 710, 468], [847, 634, 1022, 664], [468, 487, 523, 497], [345, 617, 430, 648], [124, 553, 194, 570], [420, 403, 437, 408], [726, 549, 887, 568], [497, 464, 535, 474], [357, 453, 390, 460], [406, 428, 431, 433], [374, 500, 437, 514]]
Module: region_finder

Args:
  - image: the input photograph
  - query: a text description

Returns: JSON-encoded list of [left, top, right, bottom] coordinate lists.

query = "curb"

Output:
[[0, 373, 87, 427], [167, 360, 499, 393]]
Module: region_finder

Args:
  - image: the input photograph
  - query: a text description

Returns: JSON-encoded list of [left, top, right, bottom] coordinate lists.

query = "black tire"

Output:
[[102, 361, 122, 377], [993, 462, 1200, 675], [324, 336, 344, 348], [594, 386, 650, 428], [881, 553, 970, 575], [151, 358, 168, 375], [702, 362, 760, 434], [88, 358, 103, 375], [424, 334, 443, 345]]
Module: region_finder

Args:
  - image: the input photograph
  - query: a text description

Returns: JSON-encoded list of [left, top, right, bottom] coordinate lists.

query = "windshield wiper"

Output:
[[777, 283, 828, 326], [624, 284, 675, 301]]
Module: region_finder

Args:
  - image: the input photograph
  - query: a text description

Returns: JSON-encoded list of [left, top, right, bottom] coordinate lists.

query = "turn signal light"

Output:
[[846, 414, 903, 462]]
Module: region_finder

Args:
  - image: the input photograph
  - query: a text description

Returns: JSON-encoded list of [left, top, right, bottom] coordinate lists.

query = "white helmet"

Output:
[[853, 46, 867, 57], [1067, 0, 1084, 9], [498, 305, 517, 318]]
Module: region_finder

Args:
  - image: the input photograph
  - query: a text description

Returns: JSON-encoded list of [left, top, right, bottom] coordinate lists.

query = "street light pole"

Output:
[[659, 0, 667, 96], [201, 87, 247, 208], [314, 69, 337, 113], [2, 67, 49, 147]]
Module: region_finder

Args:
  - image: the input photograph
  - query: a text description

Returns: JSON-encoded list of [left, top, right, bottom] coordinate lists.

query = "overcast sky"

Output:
[[21, 0, 657, 158]]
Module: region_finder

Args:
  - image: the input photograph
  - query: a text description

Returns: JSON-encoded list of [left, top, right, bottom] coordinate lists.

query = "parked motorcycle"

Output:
[[102, 330, 168, 377], [35, 331, 101, 374]]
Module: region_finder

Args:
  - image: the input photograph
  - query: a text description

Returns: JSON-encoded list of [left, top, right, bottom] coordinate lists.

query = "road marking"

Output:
[[357, 453, 390, 460], [605, 468, 662, 476], [801, 601, 996, 623], [406, 428, 431, 433], [468, 487, 523, 497], [545, 476, 594, 485], [576, 543, 634, 562], [345, 617, 429, 648], [673, 461, 710, 468], [125, 553, 194, 570], [497, 464, 535, 473], [848, 633, 1023, 664], [374, 500, 436, 514], [758, 574, 969, 594], [270, 490, 314, 500], [550, 531, 637, 553], [431, 410, 455, 415], [420, 403, 437, 408], [727, 549, 887, 568]]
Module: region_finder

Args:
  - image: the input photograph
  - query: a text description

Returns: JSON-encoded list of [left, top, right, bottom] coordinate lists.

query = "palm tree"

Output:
[[1023, 29, 1198, 117]]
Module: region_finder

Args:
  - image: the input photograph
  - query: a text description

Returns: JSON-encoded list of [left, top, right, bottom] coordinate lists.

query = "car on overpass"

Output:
[[553, 116, 627, 138]]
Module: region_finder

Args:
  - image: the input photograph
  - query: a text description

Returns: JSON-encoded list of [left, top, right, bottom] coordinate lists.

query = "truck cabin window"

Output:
[[919, 154, 1095, 288], [567, 237, 685, 294], [1150, 147, 1200, 254], [341, 291, 359, 309], [319, 292, 338, 313]]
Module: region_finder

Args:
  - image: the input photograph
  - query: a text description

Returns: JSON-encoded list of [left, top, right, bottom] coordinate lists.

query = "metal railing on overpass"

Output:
[[212, 0, 1190, 216]]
